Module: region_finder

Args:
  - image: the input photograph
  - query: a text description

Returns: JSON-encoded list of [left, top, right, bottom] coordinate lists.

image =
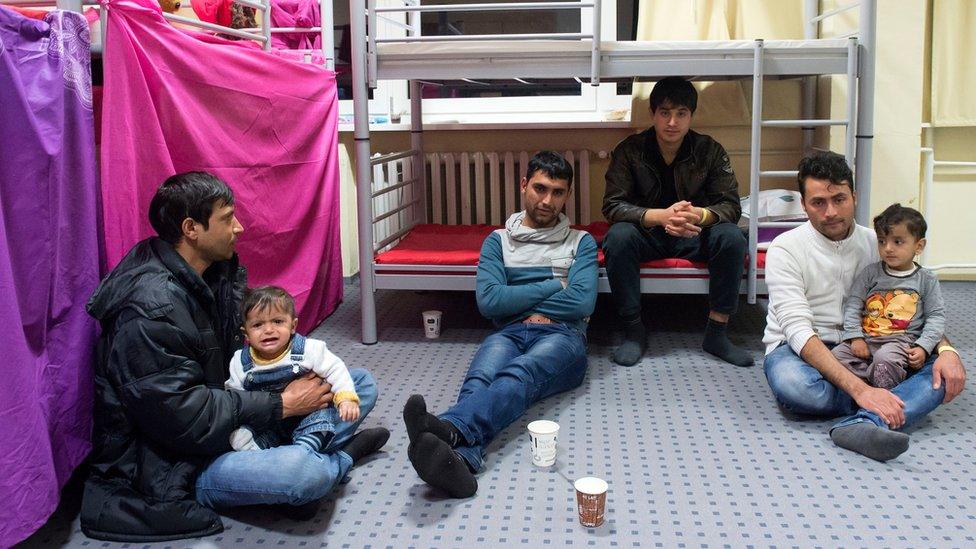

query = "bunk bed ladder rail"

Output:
[[748, 0, 869, 304]]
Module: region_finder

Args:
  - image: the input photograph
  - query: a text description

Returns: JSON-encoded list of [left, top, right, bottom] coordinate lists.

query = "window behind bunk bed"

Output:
[[415, 0, 637, 121], [416, 0, 583, 101], [336, 0, 638, 124]]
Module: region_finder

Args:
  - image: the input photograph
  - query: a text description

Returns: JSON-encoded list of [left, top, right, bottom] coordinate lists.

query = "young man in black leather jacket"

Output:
[[602, 77, 751, 368]]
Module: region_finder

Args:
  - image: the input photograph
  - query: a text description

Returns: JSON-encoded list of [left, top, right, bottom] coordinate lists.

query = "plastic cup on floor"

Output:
[[574, 477, 608, 528], [526, 420, 559, 467], [422, 310, 442, 338]]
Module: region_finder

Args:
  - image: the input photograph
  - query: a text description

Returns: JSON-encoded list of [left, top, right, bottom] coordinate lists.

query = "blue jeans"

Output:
[[763, 343, 944, 432], [248, 407, 340, 449], [439, 323, 588, 472], [195, 368, 378, 508]]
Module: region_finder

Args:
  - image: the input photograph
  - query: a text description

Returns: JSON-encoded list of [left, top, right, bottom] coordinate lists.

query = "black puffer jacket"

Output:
[[602, 128, 742, 226], [81, 238, 281, 542]]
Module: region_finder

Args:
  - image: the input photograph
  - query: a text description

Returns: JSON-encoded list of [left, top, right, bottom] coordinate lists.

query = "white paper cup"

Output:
[[422, 310, 442, 338], [574, 477, 608, 527], [526, 420, 559, 467]]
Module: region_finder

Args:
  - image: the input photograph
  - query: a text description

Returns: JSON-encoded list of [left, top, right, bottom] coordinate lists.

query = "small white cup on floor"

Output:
[[422, 310, 442, 338], [526, 420, 559, 467]]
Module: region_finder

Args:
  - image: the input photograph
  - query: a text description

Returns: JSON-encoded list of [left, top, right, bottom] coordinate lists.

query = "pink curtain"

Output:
[[100, 0, 342, 332]]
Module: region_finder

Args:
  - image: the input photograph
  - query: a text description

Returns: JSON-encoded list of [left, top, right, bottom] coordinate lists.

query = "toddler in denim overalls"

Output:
[[225, 286, 360, 452]]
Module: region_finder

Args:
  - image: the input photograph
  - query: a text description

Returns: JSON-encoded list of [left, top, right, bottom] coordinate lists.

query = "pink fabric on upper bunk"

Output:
[[270, 0, 321, 50], [374, 223, 767, 269], [99, 0, 343, 332]]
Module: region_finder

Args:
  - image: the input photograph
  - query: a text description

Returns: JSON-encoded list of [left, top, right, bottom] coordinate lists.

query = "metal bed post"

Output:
[[410, 80, 426, 224], [261, 0, 272, 51], [801, 0, 818, 153], [350, 0, 377, 344], [366, 0, 377, 87], [408, 5, 424, 224], [747, 39, 764, 304], [589, 0, 601, 86], [920, 145, 934, 266], [844, 37, 858, 162], [854, 0, 876, 223], [320, 0, 334, 70], [99, 3, 107, 54]]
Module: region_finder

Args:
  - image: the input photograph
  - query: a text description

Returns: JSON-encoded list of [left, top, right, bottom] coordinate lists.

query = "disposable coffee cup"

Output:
[[526, 420, 559, 467], [574, 477, 608, 528], [422, 310, 442, 338]]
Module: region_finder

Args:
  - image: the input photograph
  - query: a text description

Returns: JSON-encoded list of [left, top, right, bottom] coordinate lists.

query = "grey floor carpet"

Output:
[[21, 282, 976, 548]]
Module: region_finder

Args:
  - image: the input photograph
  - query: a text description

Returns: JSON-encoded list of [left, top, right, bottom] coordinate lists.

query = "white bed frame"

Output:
[[350, 0, 878, 344]]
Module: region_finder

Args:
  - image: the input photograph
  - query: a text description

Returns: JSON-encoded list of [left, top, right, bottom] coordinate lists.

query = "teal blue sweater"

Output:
[[475, 212, 598, 331]]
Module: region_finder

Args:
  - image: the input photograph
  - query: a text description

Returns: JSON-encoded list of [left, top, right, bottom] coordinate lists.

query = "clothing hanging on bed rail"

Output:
[[270, 0, 320, 50], [99, 0, 343, 333], [0, 6, 100, 547]]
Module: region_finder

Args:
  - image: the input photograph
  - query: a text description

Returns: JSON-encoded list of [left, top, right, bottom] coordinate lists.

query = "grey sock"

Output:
[[702, 319, 754, 367], [612, 319, 646, 367], [829, 422, 910, 462]]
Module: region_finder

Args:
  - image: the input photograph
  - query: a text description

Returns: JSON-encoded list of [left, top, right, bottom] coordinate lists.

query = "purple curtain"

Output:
[[0, 7, 99, 546]]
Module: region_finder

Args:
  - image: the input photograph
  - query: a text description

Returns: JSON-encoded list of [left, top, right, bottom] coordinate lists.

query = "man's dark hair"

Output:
[[148, 172, 235, 244], [873, 203, 927, 240], [796, 151, 854, 198], [649, 76, 698, 113], [525, 150, 574, 187], [242, 285, 297, 322]]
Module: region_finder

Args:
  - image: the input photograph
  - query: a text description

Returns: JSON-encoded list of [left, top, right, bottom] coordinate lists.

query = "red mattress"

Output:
[[374, 222, 767, 269]]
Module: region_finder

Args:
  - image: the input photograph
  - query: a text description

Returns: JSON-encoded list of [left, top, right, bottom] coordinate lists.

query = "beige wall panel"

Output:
[[926, 127, 976, 277]]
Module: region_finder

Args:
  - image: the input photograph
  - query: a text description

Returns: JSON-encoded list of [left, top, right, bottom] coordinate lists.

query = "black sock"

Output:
[[407, 432, 478, 498], [403, 394, 462, 446], [612, 317, 647, 367], [830, 423, 910, 462], [702, 318, 754, 367], [342, 427, 390, 463], [275, 498, 322, 521]]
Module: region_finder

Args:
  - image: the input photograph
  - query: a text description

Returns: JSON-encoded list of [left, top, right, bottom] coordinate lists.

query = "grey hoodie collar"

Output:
[[505, 211, 571, 244]]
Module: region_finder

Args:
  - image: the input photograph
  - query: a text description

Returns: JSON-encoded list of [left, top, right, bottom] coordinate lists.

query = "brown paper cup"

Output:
[[574, 477, 608, 528]]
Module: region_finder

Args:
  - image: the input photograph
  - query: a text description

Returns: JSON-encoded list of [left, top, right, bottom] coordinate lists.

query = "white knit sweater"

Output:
[[763, 221, 879, 355]]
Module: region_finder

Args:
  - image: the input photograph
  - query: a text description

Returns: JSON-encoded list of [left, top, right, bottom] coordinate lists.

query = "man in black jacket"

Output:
[[602, 77, 751, 368], [82, 172, 386, 542]]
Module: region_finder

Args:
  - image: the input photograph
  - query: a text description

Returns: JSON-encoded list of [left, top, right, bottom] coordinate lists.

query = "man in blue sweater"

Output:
[[403, 151, 598, 498]]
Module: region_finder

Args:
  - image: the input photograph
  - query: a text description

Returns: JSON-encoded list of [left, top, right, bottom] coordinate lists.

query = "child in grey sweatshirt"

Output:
[[831, 204, 945, 389]]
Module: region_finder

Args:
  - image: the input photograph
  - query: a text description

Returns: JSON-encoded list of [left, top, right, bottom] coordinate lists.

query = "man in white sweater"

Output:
[[763, 151, 965, 462]]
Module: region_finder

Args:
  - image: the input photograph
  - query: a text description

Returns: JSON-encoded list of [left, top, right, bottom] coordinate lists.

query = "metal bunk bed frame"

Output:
[[350, 0, 877, 345]]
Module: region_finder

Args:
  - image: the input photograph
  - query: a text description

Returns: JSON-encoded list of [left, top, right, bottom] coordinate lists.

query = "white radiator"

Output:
[[426, 150, 591, 225]]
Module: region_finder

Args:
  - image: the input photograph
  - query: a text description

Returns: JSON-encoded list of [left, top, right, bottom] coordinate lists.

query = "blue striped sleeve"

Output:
[[476, 232, 563, 321]]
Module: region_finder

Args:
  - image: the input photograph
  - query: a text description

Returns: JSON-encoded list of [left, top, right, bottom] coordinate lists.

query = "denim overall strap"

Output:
[[241, 345, 255, 373], [290, 334, 306, 362]]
